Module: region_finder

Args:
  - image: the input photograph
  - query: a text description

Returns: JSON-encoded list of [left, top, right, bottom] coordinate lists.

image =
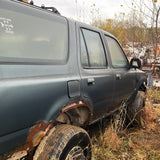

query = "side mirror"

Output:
[[130, 58, 141, 69]]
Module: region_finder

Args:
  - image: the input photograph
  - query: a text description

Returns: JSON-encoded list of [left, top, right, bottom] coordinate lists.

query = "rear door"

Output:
[[104, 35, 137, 107], [77, 25, 115, 120]]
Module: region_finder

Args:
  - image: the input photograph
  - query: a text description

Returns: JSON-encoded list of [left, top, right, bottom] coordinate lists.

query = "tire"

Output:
[[33, 124, 91, 160], [127, 91, 145, 127]]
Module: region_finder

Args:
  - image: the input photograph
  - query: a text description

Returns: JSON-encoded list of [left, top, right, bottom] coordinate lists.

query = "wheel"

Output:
[[33, 124, 91, 160], [127, 91, 145, 127]]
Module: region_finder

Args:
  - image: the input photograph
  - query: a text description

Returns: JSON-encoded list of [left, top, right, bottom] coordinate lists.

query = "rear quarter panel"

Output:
[[0, 3, 79, 153]]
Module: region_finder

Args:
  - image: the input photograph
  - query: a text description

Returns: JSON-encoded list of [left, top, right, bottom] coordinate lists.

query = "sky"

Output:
[[32, 0, 127, 24]]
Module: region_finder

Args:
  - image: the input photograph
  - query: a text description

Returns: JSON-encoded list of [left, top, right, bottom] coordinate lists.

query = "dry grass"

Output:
[[92, 88, 160, 160], [147, 87, 160, 104]]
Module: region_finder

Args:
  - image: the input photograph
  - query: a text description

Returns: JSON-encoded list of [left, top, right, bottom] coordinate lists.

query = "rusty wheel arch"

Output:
[[56, 100, 93, 127], [4, 101, 92, 160]]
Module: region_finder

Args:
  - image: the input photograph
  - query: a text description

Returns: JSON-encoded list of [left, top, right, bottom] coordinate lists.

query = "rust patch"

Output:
[[5, 121, 53, 160], [61, 100, 93, 124], [7, 151, 27, 160], [25, 121, 53, 150], [32, 123, 52, 147], [61, 102, 77, 113]]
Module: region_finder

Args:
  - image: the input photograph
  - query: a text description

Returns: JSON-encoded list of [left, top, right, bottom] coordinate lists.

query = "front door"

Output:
[[104, 36, 137, 107]]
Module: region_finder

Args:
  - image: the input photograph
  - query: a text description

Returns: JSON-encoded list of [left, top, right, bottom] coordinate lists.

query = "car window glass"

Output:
[[0, 8, 68, 63], [105, 36, 128, 68], [81, 29, 107, 68], [80, 31, 89, 67]]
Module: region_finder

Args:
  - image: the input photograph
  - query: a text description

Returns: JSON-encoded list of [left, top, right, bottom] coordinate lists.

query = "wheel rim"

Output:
[[65, 146, 86, 160]]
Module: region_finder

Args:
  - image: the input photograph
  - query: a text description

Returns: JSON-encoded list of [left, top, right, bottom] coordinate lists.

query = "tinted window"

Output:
[[105, 36, 128, 68], [81, 29, 106, 68], [0, 8, 68, 63]]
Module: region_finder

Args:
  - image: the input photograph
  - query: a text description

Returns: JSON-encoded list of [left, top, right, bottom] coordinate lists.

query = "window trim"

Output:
[[80, 27, 108, 69], [104, 35, 129, 69]]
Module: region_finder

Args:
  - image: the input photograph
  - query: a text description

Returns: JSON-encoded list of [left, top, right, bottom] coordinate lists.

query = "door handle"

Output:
[[116, 74, 121, 80], [87, 78, 95, 85]]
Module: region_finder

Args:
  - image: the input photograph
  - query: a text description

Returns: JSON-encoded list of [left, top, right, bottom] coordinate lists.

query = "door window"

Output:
[[105, 36, 128, 68], [80, 29, 107, 68]]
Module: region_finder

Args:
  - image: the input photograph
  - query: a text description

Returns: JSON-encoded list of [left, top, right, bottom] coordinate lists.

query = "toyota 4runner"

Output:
[[0, 0, 147, 159]]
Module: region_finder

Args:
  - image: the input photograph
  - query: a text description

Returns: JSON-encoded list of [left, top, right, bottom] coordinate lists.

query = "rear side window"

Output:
[[105, 36, 128, 68], [80, 29, 107, 68], [0, 7, 68, 64]]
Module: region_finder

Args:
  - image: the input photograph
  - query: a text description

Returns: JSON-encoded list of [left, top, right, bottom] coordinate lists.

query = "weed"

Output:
[[147, 87, 160, 104], [92, 87, 160, 160]]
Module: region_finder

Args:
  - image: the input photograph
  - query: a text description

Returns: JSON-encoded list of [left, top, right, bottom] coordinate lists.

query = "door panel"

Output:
[[78, 26, 115, 120], [81, 70, 114, 119], [104, 35, 137, 107], [112, 68, 136, 107]]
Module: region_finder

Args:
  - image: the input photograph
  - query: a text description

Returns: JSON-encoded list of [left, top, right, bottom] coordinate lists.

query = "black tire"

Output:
[[33, 124, 91, 160], [127, 91, 145, 127]]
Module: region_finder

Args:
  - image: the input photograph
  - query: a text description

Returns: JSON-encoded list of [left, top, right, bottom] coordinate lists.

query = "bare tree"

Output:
[[153, 2, 160, 73], [124, 0, 160, 73]]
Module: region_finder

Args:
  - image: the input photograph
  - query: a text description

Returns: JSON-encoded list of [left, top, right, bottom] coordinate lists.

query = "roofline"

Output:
[[6, 0, 115, 38], [75, 21, 115, 38], [9, 0, 61, 16]]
